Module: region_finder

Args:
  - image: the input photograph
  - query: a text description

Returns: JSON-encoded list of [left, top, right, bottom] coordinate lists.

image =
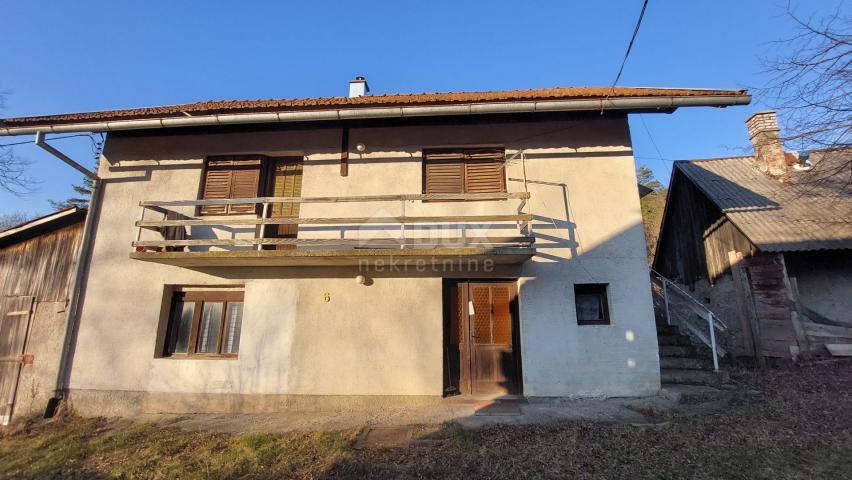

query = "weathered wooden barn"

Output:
[[654, 111, 852, 361], [0, 207, 85, 424]]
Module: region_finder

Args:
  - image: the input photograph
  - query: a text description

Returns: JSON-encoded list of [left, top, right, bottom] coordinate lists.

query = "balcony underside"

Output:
[[130, 247, 535, 267]]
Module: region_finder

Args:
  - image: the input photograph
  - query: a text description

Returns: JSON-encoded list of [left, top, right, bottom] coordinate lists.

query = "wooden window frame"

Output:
[[163, 290, 244, 359], [197, 155, 265, 216], [422, 148, 507, 197], [574, 283, 611, 326]]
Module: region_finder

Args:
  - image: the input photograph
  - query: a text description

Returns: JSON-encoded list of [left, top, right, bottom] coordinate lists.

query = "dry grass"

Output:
[[2, 361, 852, 479]]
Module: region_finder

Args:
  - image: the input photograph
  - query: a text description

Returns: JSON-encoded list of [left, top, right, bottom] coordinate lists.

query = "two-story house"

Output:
[[0, 81, 750, 415]]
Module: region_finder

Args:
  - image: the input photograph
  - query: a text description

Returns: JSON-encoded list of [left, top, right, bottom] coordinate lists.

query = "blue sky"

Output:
[[0, 0, 844, 216]]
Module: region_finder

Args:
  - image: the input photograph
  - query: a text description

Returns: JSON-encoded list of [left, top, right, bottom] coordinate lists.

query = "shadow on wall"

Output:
[[655, 165, 781, 286], [125, 216, 655, 402]]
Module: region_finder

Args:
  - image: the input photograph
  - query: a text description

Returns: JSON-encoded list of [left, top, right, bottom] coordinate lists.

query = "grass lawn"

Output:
[[2, 361, 851, 479]]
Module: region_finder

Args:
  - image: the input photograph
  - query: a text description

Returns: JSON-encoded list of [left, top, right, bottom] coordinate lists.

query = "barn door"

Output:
[[263, 157, 303, 250], [453, 282, 520, 395], [0, 296, 34, 425]]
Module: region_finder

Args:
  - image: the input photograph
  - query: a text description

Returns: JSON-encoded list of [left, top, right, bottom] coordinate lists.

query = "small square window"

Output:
[[574, 284, 610, 325]]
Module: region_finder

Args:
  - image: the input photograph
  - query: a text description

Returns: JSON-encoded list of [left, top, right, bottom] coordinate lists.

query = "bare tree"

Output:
[[0, 211, 33, 231], [760, 3, 852, 187], [0, 93, 36, 195]]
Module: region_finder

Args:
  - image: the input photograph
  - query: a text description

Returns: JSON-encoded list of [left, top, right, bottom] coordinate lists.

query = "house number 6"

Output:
[[322, 292, 331, 302]]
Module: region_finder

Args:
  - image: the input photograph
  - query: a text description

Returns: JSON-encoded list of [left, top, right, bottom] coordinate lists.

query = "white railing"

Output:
[[133, 192, 534, 252], [650, 269, 728, 371]]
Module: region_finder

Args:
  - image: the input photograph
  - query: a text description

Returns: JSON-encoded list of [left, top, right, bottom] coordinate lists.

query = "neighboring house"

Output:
[[654, 111, 852, 361], [0, 208, 86, 424], [0, 81, 750, 415]]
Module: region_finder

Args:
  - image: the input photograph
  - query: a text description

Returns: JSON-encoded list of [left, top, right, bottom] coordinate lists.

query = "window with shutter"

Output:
[[423, 149, 506, 195], [200, 156, 262, 215], [162, 289, 244, 358]]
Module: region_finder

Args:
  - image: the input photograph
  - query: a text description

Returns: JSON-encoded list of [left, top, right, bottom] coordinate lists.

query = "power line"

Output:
[[0, 133, 97, 149], [639, 115, 664, 159], [610, 0, 650, 91]]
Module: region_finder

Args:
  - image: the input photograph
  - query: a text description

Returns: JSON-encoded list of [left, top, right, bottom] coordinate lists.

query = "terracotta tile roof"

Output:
[[0, 86, 747, 127], [675, 150, 852, 252]]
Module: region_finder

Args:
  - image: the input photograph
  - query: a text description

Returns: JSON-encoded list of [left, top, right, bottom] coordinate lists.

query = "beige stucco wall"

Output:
[[68, 114, 659, 411]]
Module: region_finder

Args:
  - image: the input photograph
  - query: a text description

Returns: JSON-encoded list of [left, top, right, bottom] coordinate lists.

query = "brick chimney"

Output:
[[746, 111, 787, 177]]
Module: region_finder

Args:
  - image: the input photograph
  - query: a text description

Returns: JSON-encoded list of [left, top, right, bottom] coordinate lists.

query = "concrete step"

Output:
[[657, 335, 692, 346], [659, 345, 699, 357], [660, 385, 732, 405], [660, 356, 712, 370], [656, 325, 680, 336], [661, 368, 729, 387]]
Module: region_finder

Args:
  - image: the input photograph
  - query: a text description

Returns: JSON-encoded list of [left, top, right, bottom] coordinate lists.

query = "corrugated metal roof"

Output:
[[0, 86, 748, 128], [676, 151, 852, 252]]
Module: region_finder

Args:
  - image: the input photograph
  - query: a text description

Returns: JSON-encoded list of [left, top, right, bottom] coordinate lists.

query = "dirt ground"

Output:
[[2, 361, 851, 479]]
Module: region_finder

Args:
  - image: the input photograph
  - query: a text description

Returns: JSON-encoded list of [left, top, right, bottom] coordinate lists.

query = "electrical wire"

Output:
[[0, 133, 98, 149], [610, 0, 650, 91], [601, 0, 651, 116]]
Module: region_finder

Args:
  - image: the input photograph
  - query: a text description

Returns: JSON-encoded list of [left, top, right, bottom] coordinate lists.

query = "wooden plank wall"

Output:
[[744, 254, 798, 358], [655, 169, 756, 285], [703, 217, 756, 283], [0, 223, 83, 302]]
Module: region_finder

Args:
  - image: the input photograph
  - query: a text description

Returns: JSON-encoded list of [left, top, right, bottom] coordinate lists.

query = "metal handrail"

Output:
[[650, 269, 726, 371]]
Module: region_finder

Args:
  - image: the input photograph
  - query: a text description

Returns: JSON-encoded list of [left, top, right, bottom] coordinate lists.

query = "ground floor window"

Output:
[[164, 290, 244, 358], [574, 283, 610, 325]]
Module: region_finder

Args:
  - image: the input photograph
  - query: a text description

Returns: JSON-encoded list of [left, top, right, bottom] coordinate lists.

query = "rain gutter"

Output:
[[1, 95, 751, 136]]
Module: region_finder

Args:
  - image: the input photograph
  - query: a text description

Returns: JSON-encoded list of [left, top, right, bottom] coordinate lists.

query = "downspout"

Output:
[[35, 131, 102, 417]]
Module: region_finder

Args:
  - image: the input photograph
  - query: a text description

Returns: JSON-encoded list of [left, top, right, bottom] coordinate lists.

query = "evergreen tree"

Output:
[[636, 164, 663, 191], [49, 134, 104, 210], [636, 165, 667, 263]]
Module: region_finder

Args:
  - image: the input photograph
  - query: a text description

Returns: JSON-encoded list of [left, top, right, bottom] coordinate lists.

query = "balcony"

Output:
[[130, 192, 535, 267]]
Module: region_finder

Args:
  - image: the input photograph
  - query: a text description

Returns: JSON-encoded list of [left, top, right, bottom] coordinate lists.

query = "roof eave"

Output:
[[0, 94, 751, 136]]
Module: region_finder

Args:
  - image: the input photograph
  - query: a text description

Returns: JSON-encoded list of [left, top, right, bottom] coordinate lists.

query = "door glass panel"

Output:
[[222, 302, 243, 354], [167, 301, 194, 354], [491, 286, 512, 345], [197, 302, 223, 353], [470, 285, 492, 344]]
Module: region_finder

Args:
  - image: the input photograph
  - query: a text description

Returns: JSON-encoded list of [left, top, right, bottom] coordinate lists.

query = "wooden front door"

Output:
[[263, 157, 303, 249], [0, 296, 34, 425], [452, 282, 520, 395]]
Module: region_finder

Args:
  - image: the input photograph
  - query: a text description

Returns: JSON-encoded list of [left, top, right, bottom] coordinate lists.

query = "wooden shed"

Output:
[[654, 150, 852, 361], [0, 207, 85, 424]]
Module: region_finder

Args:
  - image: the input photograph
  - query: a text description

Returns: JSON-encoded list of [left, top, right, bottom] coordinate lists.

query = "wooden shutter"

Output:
[[268, 159, 303, 242], [200, 156, 262, 215], [200, 158, 234, 215], [424, 152, 465, 194], [228, 157, 262, 214], [423, 149, 506, 194], [465, 150, 506, 194]]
